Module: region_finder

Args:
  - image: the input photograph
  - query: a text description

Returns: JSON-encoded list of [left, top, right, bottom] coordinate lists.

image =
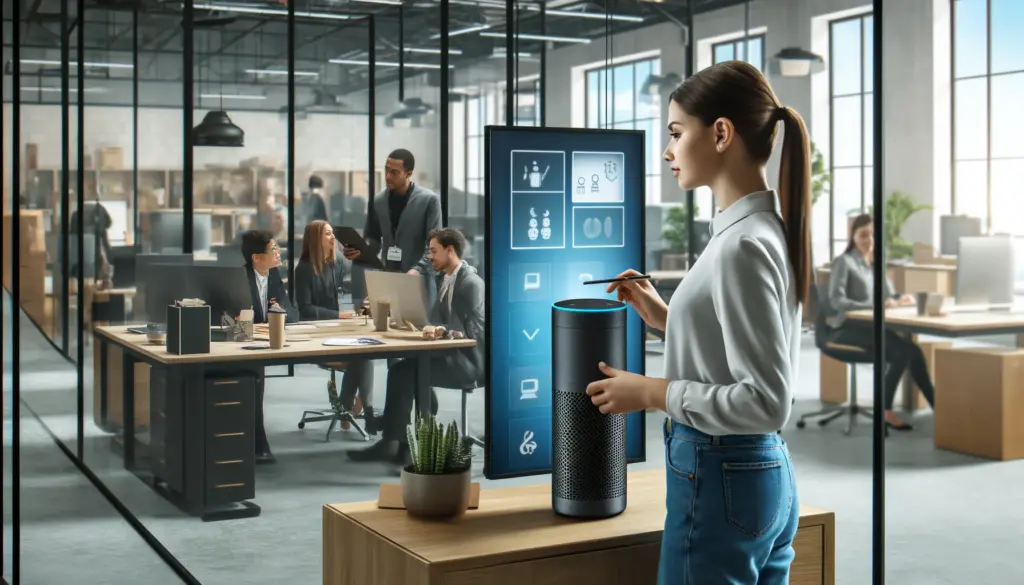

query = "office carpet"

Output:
[[7, 305, 1024, 585]]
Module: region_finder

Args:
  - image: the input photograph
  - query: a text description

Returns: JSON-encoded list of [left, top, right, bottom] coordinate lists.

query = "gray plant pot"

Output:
[[400, 466, 472, 518]]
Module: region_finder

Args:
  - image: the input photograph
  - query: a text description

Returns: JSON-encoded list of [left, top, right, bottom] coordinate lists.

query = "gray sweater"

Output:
[[663, 190, 800, 435], [827, 250, 896, 327]]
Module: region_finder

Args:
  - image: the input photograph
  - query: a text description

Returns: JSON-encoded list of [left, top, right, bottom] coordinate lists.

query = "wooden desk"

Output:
[[323, 469, 835, 585], [94, 321, 475, 520]]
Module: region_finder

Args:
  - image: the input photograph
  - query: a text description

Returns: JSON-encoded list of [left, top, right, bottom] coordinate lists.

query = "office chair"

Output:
[[796, 284, 877, 435], [435, 382, 485, 450], [297, 363, 371, 442]]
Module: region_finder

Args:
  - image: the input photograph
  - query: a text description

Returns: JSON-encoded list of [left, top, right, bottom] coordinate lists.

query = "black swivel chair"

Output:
[[797, 283, 876, 435]]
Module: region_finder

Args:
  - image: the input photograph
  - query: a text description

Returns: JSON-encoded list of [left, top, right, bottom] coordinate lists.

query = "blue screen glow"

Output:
[[484, 126, 647, 479]]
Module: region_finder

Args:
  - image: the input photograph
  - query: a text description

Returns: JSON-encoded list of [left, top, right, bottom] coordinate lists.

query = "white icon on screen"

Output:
[[522, 328, 540, 341], [520, 379, 539, 400], [520, 430, 538, 455], [579, 273, 593, 283], [582, 216, 614, 240], [604, 160, 618, 182], [524, 161, 551, 188], [523, 272, 541, 291], [528, 208, 552, 241]]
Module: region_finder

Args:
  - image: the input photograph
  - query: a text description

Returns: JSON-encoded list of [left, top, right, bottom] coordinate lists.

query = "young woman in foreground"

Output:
[[585, 60, 811, 584]]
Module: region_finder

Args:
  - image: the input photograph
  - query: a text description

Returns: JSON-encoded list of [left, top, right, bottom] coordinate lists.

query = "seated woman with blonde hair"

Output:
[[294, 220, 377, 433]]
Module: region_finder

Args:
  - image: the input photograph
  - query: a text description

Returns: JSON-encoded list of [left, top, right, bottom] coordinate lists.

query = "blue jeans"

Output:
[[659, 420, 799, 585]]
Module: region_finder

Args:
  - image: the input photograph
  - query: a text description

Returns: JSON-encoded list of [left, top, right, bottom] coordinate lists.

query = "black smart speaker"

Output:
[[551, 298, 628, 518]]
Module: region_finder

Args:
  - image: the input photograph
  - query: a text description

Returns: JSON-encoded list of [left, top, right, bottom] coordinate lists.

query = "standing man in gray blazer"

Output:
[[343, 149, 442, 301], [349, 227, 485, 463]]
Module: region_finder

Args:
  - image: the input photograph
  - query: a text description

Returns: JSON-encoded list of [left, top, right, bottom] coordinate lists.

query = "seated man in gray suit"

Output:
[[342, 149, 442, 302], [349, 227, 484, 463]]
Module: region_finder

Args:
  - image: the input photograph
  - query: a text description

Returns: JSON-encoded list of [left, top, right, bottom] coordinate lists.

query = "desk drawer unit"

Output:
[[204, 376, 256, 506]]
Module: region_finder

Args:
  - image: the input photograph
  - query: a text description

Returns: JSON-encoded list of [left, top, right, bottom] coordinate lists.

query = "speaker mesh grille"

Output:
[[553, 389, 627, 502]]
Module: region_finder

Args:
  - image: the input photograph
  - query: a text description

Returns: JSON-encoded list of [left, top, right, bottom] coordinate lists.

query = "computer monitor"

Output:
[[135, 253, 194, 323], [143, 263, 194, 325], [940, 215, 982, 256], [364, 270, 429, 329], [109, 245, 138, 288], [187, 264, 251, 325], [146, 211, 213, 253], [956, 236, 1015, 307]]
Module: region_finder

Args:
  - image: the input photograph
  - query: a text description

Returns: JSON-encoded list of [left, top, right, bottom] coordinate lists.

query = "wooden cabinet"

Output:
[[935, 347, 1024, 460], [323, 470, 835, 585]]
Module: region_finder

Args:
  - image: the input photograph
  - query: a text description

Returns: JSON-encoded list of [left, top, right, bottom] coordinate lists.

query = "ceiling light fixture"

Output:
[[480, 32, 591, 44], [193, 111, 245, 147], [20, 86, 106, 93], [349, 0, 402, 5], [246, 68, 319, 78], [193, 3, 353, 21], [543, 9, 644, 23], [200, 93, 267, 100], [405, 47, 464, 55], [492, 51, 533, 58], [771, 47, 826, 77], [431, 24, 491, 39], [20, 59, 132, 69], [329, 58, 453, 70]]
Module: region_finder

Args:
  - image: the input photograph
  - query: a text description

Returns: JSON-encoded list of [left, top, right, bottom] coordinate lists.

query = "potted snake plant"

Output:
[[400, 415, 474, 518]]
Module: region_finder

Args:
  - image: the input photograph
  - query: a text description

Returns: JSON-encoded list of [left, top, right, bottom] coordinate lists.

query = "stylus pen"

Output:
[[582, 275, 652, 286]]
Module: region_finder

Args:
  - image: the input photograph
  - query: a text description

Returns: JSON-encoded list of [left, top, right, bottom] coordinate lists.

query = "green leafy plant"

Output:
[[855, 190, 932, 260], [662, 202, 700, 253], [406, 415, 472, 474], [810, 141, 830, 206]]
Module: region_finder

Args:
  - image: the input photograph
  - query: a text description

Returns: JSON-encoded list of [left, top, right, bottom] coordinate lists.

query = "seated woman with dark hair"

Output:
[[828, 213, 935, 430], [293, 220, 377, 434]]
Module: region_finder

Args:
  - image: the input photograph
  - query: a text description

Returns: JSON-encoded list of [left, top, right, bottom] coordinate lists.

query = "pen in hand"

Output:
[[582, 274, 652, 286]]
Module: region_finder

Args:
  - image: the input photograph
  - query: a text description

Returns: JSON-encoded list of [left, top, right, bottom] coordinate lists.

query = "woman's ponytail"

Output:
[[775, 106, 812, 305]]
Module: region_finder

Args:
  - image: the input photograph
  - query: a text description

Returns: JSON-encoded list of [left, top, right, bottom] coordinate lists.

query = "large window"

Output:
[[712, 34, 766, 72], [952, 0, 1024, 234], [584, 57, 662, 204], [828, 12, 874, 258]]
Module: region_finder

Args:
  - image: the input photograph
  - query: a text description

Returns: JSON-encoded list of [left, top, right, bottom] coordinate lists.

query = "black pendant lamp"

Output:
[[193, 110, 245, 147]]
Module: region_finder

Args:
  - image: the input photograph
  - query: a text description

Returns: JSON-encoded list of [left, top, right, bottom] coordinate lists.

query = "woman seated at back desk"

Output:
[[294, 220, 378, 433], [828, 213, 936, 431]]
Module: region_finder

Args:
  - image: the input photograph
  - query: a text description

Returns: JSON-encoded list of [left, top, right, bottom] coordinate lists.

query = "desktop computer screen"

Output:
[[484, 126, 647, 479], [187, 264, 252, 325], [135, 253, 194, 323], [956, 236, 1015, 306]]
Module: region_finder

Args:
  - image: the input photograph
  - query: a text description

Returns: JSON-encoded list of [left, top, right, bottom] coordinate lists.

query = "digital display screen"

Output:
[[484, 126, 647, 479]]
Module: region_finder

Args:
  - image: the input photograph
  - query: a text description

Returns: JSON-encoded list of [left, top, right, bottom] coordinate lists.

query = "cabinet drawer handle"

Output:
[[214, 401, 241, 406], [212, 380, 240, 386], [213, 432, 245, 438], [215, 459, 243, 465], [214, 483, 245, 489]]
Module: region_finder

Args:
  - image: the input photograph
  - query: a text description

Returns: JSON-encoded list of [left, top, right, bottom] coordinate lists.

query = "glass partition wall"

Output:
[[15, 2, 1021, 585]]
